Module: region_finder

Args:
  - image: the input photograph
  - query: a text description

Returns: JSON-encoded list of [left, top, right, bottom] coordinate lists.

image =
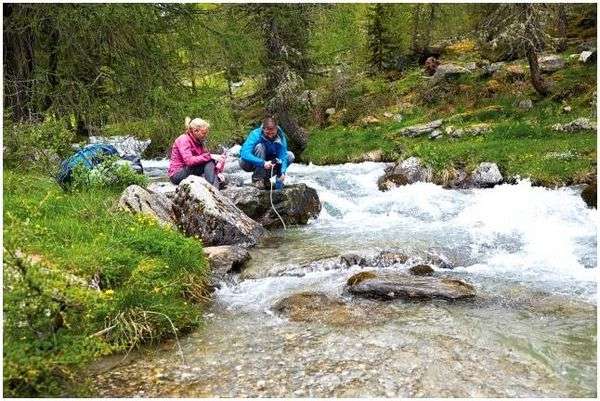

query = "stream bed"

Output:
[[90, 161, 597, 397]]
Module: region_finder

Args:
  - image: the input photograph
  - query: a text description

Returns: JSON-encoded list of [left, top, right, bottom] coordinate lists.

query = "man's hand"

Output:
[[264, 160, 274, 170], [279, 174, 286, 182]]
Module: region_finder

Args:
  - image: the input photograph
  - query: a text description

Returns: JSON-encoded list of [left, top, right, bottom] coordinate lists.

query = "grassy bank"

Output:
[[3, 171, 210, 396], [303, 61, 597, 187]]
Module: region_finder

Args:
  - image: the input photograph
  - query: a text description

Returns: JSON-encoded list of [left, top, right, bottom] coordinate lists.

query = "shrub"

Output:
[[3, 118, 75, 174], [69, 156, 148, 192]]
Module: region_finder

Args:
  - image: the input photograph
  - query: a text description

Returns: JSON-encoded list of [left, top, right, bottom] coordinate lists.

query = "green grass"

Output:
[[3, 171, 210, 396], [304, 57, 597, 186]]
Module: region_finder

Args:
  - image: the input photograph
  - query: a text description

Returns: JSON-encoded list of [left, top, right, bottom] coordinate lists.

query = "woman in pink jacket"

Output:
[[168, 117, 221, 186]]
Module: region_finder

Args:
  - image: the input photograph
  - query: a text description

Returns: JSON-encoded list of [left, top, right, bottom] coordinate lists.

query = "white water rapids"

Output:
[[92, 158, 597, 397]]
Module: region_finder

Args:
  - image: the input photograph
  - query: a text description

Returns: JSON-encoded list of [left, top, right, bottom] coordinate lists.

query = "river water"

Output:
[[91, 160, 597, 397]]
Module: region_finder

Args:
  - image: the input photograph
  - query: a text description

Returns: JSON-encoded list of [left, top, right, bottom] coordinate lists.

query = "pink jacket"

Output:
[[167, 133, 212, 177]]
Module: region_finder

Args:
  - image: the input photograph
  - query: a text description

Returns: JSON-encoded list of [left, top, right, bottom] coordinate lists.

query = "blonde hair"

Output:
[[185, 116, 210, 130]]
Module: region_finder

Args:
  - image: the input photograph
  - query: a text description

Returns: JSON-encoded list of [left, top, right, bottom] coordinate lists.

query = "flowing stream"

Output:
[[91, 160, 597, 397]]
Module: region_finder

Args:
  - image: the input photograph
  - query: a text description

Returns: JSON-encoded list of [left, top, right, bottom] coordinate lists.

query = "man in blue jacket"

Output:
[[240, 117, 295, 189]]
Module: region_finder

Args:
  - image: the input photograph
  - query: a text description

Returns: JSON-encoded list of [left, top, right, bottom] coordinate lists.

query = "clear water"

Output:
[[90, 160, 597, 397]]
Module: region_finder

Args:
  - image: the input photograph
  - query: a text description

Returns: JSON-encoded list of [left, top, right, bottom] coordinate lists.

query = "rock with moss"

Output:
[[431, 64, 470, 84], [118, 185, 176, 227], [173, 176, 265, 246], [221, 184, 321, 228], [346, 271, 475, 301], [538, 54, 566, 73], [377, 157, 433, 191], [395, 120, 443, 138], [581, 182, 597, 208], [552, 118, 597, 132]]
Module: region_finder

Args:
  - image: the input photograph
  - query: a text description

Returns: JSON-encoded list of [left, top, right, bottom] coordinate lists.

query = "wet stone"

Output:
[[409, 264, 434, 276], [346, 271, 476, 301]]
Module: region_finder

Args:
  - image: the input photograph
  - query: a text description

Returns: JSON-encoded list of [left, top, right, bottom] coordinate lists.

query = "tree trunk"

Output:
[[411, 4, 422, 55], [44, 26, 60, 112], [556, 4, 568, 53], [4, 4, 37, 121], [526, 46, 549, 96]]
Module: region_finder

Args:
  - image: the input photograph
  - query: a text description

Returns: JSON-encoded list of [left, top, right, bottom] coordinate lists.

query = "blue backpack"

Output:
[[56, 143, 119, 188]]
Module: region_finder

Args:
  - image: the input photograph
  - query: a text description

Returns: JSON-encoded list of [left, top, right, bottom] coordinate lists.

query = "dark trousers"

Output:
[[239, 143, 295, 182], [170, 161, 218, 187]]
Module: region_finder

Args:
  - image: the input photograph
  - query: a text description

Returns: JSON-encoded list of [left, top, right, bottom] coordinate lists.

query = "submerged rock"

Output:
[[346, 271, 475, 301], [271, 291, 395, 327], [118, 185, 175, 227], [377, 157, 433, 191], [173, 176, 265, 246], [221, 184, 321, 228]]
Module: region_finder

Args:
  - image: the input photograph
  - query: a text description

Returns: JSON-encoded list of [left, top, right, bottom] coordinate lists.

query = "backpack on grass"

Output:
[[56, 143, 119, 188]]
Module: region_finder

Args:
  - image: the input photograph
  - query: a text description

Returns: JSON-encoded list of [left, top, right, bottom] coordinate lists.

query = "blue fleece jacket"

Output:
[[240, 125, 290, 174]]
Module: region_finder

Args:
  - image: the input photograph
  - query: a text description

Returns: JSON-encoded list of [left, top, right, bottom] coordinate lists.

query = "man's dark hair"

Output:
[[263, 117, 277, 127]]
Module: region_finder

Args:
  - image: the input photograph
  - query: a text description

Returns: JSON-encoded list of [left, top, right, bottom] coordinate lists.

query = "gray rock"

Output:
[[118, 185, 175, 227], [221, 184, 321, 229], [346, 271, 476, 301], [538, 54, 565, 73], [579, 50, 596, 64], [562, 105, 572, 113], [470, 162, 503, 188], [431, 64, 470, 84], [325, 108, 336, 115], [428, 129, 442, 139], [173, 176, 265, 246], [464, 62, 478, 71], [339, 253, 366, 267], [396, 120, 443, 138], [147, 182, 177, 199], [203, 245, 251, 277], [481, 61, 505, 77], [377, 157, 433, 191], [518, 99, 533, 110], [552, 118, 597, 132]]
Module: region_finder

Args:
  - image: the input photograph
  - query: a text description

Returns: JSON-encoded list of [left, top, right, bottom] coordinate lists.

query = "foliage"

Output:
[[3, 171, 209, 396], [3, 117, 75, 174], [69, 156, 148, 192]]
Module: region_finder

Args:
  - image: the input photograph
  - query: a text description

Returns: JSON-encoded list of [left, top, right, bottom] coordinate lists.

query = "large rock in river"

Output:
[[172, 176, 265, 246], [377, 157, 433, 191], [346, 271, 475, 301], [221, 184, 321, 228], [118, 185, 176, 227]]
